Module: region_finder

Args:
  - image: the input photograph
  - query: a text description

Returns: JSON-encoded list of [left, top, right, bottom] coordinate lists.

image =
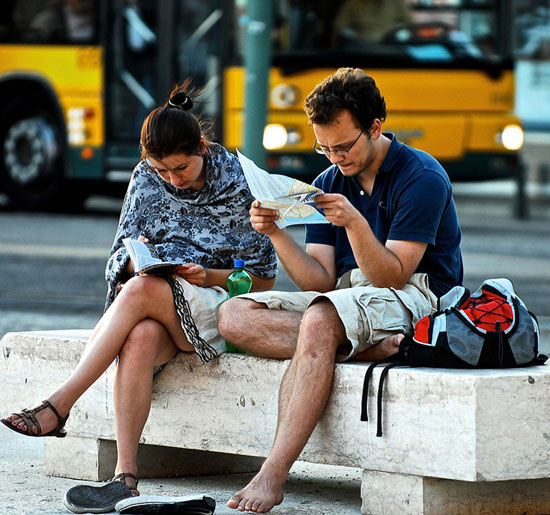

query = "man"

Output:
[[217, 67, 463, 513]]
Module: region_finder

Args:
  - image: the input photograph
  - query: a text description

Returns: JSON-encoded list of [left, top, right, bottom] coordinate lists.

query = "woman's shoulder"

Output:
[[130, 159, 164, 185], [125, 160, 165, 199], [207, 142, 240, 168], [205, 143, 244, 184], [131, 159, 151, 179]]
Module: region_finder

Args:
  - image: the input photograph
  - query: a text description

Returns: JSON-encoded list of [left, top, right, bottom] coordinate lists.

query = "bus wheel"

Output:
[[0, 103, 65, 210]]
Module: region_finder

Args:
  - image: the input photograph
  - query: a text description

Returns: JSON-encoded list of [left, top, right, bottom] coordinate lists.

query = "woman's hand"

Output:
[[249, 200, 280, 237], [126, 235, 150, 275], [174, 263, 207, 286]]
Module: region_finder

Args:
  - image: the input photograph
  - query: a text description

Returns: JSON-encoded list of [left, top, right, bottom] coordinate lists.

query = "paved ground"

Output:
[[0, 428, 362, 515]]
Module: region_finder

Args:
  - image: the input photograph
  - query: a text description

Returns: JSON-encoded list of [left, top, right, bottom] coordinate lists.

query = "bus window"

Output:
[[5, 0, 97, 44], [333, 0, 413, 46], [65, 0, 96, 43], [273, 0, 500, 61]]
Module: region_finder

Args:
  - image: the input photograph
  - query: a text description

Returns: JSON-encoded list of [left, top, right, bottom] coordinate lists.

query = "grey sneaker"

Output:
[[64, 481, 133, 513]]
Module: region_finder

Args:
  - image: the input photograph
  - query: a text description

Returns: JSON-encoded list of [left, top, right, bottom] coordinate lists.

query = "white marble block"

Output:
[[361, 471, 550, 515], [2, 329, 550, 515]]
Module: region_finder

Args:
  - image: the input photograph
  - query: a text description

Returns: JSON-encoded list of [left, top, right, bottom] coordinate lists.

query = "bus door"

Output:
[[103, 0, 175, 178], [103, 0, 225, 181], [171, 0, 225, 136]]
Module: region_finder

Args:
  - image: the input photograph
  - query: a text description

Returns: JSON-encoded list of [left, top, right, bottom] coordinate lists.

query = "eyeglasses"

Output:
[[313, 130, 364, 157]]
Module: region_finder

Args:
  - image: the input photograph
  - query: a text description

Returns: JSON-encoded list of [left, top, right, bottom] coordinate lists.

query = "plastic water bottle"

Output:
[[225, 259, 252, 354]]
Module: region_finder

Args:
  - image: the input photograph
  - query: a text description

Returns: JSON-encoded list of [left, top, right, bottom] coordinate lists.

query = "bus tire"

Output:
[[0, 99, 68, 210]]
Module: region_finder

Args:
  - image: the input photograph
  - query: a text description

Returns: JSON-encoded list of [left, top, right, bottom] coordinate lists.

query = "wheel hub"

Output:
[[3, 117, 58, 185]]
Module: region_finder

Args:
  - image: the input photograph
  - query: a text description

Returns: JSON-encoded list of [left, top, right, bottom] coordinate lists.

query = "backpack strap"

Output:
[[360, 352, 403, 422], [496, 320, 504, 366], [376, 361, 405, 437]]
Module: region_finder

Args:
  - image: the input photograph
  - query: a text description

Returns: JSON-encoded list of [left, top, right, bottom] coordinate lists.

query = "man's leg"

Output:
[[227, 299, 345, 513], [113, 319, 178, 493], [218, 298, 301, 359]]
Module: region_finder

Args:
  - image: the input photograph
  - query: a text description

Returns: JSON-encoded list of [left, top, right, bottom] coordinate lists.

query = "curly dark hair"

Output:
[[304, 68, 387, 132], [140, 79, 213, 160]]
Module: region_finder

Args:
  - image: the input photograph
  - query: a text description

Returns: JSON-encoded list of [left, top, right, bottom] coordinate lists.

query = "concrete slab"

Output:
[[3, 330, 550, 514], [361, 471, 550, 515]]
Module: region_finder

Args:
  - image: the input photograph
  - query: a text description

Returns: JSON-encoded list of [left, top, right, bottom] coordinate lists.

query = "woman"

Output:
[[1, 82, 277, 502]]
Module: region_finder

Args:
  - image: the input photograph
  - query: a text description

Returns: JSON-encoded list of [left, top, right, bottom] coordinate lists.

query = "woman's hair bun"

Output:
[[168, 91, 193, 110]]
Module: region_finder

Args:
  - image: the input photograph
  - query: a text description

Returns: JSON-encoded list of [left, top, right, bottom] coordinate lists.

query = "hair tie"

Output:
[[168, 91, 193, 110]]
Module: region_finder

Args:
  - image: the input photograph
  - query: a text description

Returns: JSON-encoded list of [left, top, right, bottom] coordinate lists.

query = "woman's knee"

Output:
[[119, 275, 170, 304], [119, 319, 165, 363]]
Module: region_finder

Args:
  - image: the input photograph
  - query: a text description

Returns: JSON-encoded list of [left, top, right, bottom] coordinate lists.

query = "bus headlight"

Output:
[[499, 124, 524, 151], [263, 125, 301, 150], [263, 124, 288, 150]]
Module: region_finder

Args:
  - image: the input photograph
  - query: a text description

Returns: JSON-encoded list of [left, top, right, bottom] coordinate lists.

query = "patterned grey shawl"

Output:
[[104, 143, 277, 310]]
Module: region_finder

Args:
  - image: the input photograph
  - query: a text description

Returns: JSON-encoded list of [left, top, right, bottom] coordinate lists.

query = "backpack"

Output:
[[361, 278, 546, 437]]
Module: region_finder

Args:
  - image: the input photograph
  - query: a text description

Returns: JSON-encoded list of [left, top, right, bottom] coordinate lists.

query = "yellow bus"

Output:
[[0, 0, 524, 209]]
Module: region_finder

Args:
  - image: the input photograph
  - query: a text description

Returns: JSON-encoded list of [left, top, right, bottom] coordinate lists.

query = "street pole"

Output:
[[243, 0, 272, 167]]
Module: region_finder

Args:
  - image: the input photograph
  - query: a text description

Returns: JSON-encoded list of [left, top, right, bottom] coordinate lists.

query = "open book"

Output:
[[123, 238, 180, 274], [237, 150, 329, 229]]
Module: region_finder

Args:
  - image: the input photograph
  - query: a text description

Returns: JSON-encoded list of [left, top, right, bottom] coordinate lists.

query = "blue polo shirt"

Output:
[[306, 134, 463, 297]]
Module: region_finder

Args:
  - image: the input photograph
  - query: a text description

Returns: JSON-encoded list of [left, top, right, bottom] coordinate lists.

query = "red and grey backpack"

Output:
[[361, 278, 546, 436]]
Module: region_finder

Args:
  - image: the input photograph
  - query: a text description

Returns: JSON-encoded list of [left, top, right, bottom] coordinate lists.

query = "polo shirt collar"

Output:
[[379, 133, 402, 174]]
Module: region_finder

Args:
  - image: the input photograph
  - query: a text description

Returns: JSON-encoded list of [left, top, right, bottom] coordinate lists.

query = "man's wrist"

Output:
[[346, 211, 369, 232]]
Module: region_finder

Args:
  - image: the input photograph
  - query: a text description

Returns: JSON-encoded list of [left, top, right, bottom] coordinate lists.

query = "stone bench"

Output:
[[2, 329, 550, 515]]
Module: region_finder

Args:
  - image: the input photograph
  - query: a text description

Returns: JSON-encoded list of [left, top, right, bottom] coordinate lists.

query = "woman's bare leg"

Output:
[[113, 319, 178, 492], [4, 276, 191, 434]]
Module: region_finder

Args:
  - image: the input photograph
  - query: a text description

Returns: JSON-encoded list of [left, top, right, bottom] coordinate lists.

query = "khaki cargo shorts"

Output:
[[240, 270, 438, 361]]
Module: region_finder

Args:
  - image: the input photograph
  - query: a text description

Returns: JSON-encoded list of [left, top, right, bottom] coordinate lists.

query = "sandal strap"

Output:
[[18, 401, 67, 435], [41, 400, 68, 427], [112, 472, 139, 486], [19, 407, 41, 435], [2, 400, 68, 437]]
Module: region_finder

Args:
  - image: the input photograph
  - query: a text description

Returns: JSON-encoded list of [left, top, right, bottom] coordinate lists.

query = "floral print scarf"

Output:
[[104, 143, 277, 310]]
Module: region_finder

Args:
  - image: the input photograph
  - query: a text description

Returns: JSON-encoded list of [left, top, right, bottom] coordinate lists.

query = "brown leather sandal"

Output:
[[112, 472, 140, 497], [1, 400, 68, 438]]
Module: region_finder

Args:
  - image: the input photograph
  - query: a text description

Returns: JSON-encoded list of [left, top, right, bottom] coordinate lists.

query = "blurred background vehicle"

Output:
[[0, 0, 545, 210]]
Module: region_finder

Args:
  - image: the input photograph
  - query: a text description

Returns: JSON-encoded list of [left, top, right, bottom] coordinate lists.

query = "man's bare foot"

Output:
[[355, 333, 405, 361], [227, 469, 285, 513]]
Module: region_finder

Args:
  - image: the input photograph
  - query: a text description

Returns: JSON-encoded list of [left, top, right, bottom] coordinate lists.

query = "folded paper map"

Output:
[[237, 150, 329, 228]]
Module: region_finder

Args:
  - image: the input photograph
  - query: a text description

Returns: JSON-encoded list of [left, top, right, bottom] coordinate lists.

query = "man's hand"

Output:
[[249, 200, 280, 236], [174, 263, 207, 286], [314, 193, 363, 228]]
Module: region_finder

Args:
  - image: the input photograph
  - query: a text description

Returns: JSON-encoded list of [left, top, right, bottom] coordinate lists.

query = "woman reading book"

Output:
[[1, 81, 277, 506]]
